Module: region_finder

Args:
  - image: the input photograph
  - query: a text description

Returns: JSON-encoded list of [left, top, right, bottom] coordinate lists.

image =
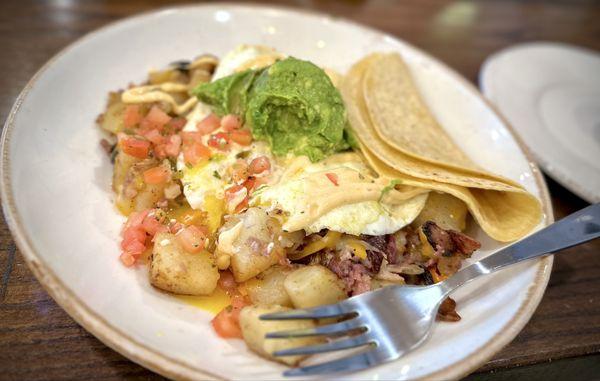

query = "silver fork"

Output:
[[261, 203, 600, 377]]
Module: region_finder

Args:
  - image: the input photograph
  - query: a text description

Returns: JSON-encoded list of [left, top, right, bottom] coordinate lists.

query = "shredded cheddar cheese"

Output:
[[289, 231, 341, 260], [345, 239, 367, 260]]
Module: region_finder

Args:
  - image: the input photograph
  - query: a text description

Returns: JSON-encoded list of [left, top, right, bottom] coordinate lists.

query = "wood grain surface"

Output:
[[1, 1, 599, 380]]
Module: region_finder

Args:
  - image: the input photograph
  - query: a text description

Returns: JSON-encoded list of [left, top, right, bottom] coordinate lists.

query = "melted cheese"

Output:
[[252, 154, 429, 235]]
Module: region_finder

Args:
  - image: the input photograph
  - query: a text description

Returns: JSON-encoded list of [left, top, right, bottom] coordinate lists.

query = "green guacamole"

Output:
[[192, 57, 349, 162]]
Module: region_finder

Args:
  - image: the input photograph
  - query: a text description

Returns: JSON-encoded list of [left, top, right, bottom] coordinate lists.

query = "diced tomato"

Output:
[[249, 156, 271, 175], [326, 172, 339, 186], [231, 160, 249, 183], [229, 129, 252, 146], [120, 209, 156, 267], [197, 113, 221, 135], [120, 137, 150, 159], [122, 226, 146, 248], [123, 105, 142, 128], [211, 307, 242, 339], [165, 134, 182, 157], [142, 212, 167, 236], [217, 271, 237, 293], [143, 166, 171, 184], [224, 184, 245, 202], [167, 117, 186, 132], [183, 142, 212, 165], [224, 184, 248, 213], [144, 105, 171, 130], [242, 177, 256, 192], [181, 131, 203, 144], [153, 144, 167, 160], [231, 294, 249, 310], [120, 252, 137, 267], [208, 132, 231, 150], [123, 239, 146, 256], [169, 221, 184, 234], [234, 197, 249, 214], [176, 225, 206, 253], [142, 128, 166, 145], [221, 114, 241, 132], [124, 209, 150, 230], [254, 176, 268, 188]]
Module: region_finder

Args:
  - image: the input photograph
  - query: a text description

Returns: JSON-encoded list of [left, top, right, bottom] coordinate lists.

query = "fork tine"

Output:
[[265, 319, 365, 339], [283, 349, 381, 377], [260, 303, 355, 320], [273, 335, 373, 357]]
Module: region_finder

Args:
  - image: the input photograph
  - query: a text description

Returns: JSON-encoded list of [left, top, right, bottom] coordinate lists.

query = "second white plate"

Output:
[[480, 42, 600, 203]]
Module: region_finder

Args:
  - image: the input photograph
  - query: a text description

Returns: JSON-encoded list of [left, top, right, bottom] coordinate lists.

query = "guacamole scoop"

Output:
[[193, 57, 349, 162]]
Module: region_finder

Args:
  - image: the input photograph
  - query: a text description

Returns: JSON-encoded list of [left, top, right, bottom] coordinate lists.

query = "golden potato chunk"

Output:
[[240, 305, 318, 365], [150, 232, 219, 295], [218, 208, 282, 282], [412, 192, 468, 231], [99, 94, 126, 134], [245, 266, 293, 307], [284, 265, 346, 309]]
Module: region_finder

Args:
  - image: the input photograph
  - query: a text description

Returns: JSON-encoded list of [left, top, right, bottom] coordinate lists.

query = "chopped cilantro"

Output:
[[213, 171, 221, 179]]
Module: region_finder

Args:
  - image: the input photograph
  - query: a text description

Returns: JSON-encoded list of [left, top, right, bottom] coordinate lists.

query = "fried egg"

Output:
[[179, 45, 285, 210], [179, 141, 274, 210], [212, 44, 285, 80], [252, 157, 428, 236]]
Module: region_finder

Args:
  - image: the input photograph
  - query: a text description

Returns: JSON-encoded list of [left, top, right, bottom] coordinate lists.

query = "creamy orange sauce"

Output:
[[175, 286, 231, 314]]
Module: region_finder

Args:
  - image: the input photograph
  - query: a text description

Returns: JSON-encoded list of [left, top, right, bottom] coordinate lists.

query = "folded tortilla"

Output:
[[340, 53, 542, 242]]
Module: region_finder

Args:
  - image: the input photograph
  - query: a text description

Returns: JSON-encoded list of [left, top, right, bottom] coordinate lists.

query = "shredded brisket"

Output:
[[422, 221, 481, 258]]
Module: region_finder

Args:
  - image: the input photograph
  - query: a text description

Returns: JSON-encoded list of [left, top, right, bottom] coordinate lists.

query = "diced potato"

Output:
[[133, 182, 166, 211], [240, 305, 318, 365], [112, 151, 141, 194], [220, 208, 281, 282], [284, 265, 346, 309], [412, 192, 468, 231], [150, 232, 219, 295], [114, 157, 168, 215], [100, 98, 126, 134], [371, 278, 403, 290], [245, 266, 293, 307]]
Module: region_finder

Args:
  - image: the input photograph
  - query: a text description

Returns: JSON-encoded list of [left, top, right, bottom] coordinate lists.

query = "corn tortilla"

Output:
[[363, 53, 476, 170], [360, 146, 542, 242], [340, 54, 542, 241]]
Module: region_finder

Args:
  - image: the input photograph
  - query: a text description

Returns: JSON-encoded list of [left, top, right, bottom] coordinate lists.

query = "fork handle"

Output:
[[440, 203, 600, 294]]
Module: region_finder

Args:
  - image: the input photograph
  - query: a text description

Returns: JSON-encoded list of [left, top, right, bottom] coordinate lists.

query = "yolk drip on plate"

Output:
[[175, 286, 231, 314]]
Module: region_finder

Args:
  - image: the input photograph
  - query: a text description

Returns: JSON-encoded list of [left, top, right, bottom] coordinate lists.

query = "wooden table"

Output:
[[1, 1, 599, 380]]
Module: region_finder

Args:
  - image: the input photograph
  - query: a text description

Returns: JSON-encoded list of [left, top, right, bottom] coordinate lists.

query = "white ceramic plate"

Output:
[[480, 42, 600, 203], [1, 4, 553, 380]]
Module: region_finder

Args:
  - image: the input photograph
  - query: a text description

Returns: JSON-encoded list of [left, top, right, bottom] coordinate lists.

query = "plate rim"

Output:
[[0, 3, 554, 380], [479, 41, 600, 203]]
